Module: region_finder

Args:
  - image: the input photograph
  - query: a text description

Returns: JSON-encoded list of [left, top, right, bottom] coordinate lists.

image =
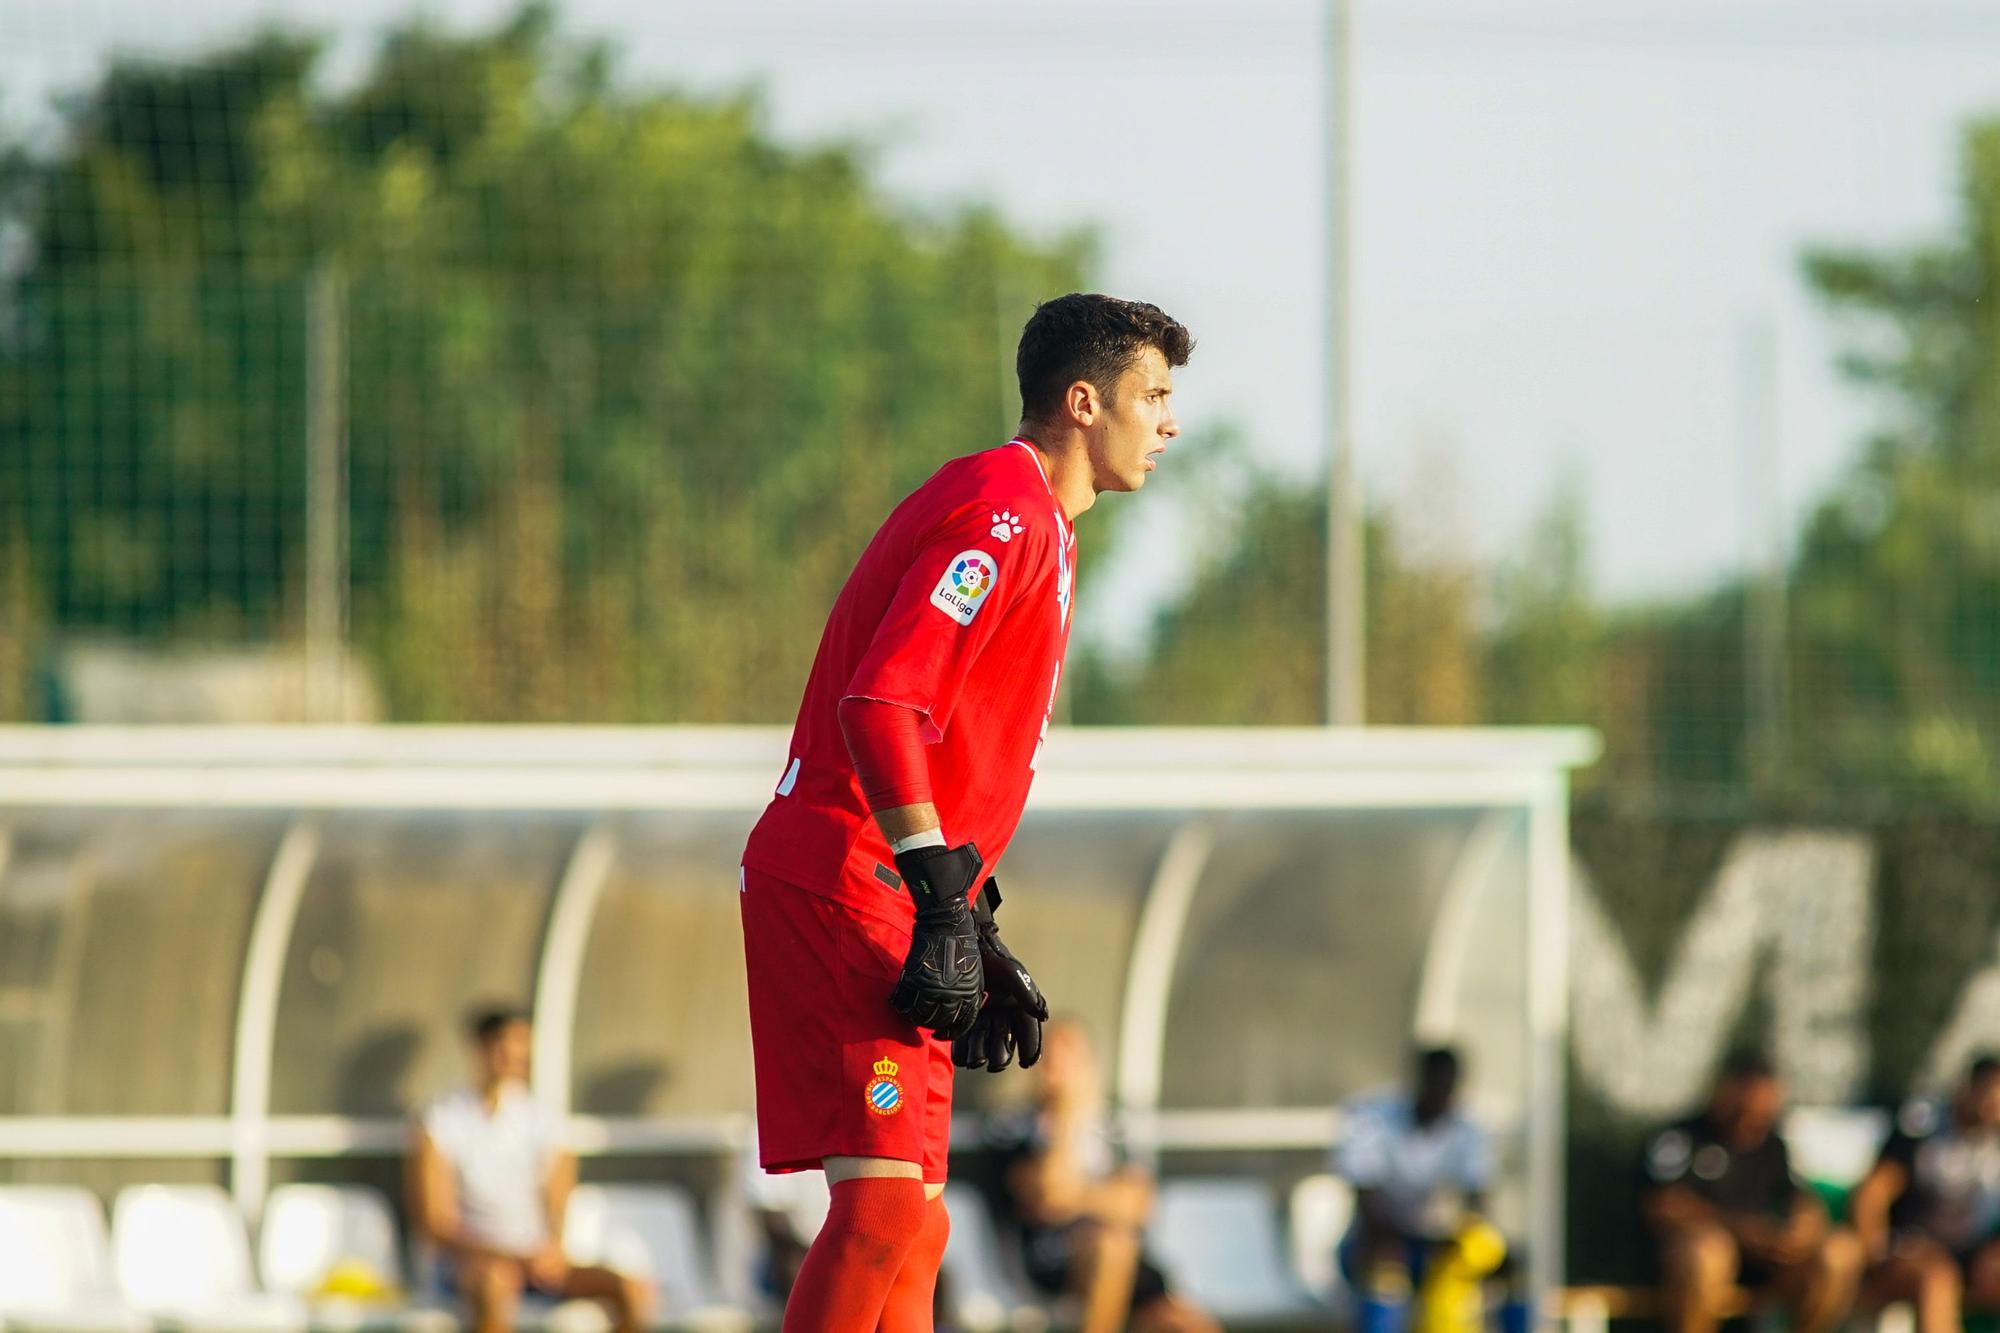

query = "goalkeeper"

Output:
[[737, 294, 1192, 1332]]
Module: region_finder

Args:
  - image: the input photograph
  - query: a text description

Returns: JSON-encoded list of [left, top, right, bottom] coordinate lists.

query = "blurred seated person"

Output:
[[986, 1019, 1217, 1333], [1640, 1048, 1862, 1333], [407, 1006, 652, 1333], [1335, 1045, 1523, 1333], [1848, 1053, 2000, 1332], [737, 1129, 812, 1303]]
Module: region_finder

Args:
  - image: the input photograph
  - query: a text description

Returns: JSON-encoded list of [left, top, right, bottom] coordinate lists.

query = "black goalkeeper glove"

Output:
[[952, 878, 1050, 1072], [888, 841, 985, 1040]]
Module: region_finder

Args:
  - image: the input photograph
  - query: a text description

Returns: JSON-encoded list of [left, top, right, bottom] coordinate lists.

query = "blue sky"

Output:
[[6, 0, 2000, 649]]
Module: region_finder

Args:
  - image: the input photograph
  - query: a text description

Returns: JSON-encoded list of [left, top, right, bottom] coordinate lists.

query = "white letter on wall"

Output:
[[1571, 830, 1873, 1117]]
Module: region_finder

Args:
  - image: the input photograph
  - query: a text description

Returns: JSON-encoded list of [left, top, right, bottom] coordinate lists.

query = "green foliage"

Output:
[[1092, 115, 2000, 804], [1484, 476, 1599, 727], [0, 7, 1085, 720], [1788, 122, 2000, 802], [1071, 450, 1487, 728], [1086, 476, 1327, 725]]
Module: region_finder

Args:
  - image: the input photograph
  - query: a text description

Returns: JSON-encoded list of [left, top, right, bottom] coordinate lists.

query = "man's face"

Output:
[[476, 1020, 533, 1086], [1964, 1072, 2000, 1129], [1082, 346, 1179, 493], [1414, 1064, 1459, 1121], [1035, 1022, 1096, 1102], [1721, 1073, 1784, 1138]]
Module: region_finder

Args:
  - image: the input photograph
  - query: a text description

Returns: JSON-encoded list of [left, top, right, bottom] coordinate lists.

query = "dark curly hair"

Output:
[[466, 1003, 530, 1044], [1015, 293, 1193, 426]]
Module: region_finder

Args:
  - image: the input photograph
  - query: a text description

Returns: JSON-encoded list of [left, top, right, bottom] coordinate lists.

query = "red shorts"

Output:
[[738, 866, 954, 1183]]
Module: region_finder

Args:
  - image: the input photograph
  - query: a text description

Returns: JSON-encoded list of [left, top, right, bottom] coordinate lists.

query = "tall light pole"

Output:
[[304, 262, 349, 723], [1739, 314, 1787, 794], [1326, 0, 1366, 725]]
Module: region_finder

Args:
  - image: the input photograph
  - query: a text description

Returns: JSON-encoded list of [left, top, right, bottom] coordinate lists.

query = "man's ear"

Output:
[[1066, 380, 1099, 426]]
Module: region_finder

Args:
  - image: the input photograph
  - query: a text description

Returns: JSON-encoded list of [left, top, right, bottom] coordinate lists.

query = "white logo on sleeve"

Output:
[[990, 510, 1024, 543], [930, 549, 1000, 625]]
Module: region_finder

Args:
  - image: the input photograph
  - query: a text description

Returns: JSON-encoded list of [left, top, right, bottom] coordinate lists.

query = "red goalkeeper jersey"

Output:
[[741, 438, 1077, 924]]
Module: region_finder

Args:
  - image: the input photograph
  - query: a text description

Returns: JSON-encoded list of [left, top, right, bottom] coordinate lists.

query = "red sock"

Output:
[[783, 1177, 929, 1333], [876, 1193, 950, 1333]]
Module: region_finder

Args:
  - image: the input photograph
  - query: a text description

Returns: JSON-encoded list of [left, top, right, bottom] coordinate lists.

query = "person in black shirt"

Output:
[[984, 1020, 1216, 1333], [1640, 1050, 1863, 1333], [1848, 1054, 2000, 1331]]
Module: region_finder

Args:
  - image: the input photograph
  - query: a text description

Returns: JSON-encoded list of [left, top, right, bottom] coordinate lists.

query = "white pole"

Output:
[[1526, 781, 1572, 1320], [1113, 819, 1219, 1167], [531, 821, 622, 1117], [1326, 0, 1366, 725], [228, 819, 322, 1219]]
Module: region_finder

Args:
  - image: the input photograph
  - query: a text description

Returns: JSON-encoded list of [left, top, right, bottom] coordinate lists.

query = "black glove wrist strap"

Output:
[[893, 840, 983, 913]]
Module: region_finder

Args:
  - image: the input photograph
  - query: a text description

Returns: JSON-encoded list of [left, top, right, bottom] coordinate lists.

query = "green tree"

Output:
[[1484, 474, 1598, 727], [0, 6, 1087, 720], [1071, 453, 1487, 728], [1794, 121, 2000, 801]]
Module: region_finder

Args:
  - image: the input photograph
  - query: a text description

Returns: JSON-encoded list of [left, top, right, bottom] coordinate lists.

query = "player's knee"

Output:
[[923, 1195, 951, 1249], [1667, 1226, 1736, 1289], [619, 1274, 655, 1323], [823, 1176, 931, 1267], [1922, 1251, 1964, 1300], [1817, 1228, 1865, 1280], [469, 1259, 523, 1311]]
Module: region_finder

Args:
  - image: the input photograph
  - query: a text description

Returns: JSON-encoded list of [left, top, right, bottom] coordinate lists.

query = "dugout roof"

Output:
[[0, 724, 1595, 1289]]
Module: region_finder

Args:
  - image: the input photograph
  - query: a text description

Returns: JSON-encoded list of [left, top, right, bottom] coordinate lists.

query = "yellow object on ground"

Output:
[[310, 1258, 402, 1304], [1414, 1219, 1506, 1333]]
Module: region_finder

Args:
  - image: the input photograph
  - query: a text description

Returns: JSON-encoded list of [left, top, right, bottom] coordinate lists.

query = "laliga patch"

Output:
[[864, 1057, 905, 1116], [929, 549, 998, 625]]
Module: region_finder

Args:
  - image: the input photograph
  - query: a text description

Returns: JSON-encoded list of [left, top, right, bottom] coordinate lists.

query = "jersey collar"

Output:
[[1009, 437, 1073, 537]]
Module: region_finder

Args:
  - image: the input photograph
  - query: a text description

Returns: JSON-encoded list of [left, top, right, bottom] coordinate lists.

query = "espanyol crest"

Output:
[[864, 1057, 904, 1116]]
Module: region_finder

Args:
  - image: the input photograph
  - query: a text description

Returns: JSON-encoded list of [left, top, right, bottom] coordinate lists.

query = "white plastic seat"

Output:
[[1287, 1173, 1355, 1305], [562, 1184, 747, 1330], [0, 1185, 150, 1333], [112, 1184, 308, 1332], [780, 1174, 830, 1244], [259, 1185, 447, 1333], [1784, 1106, 1890, 1191], [260, 1185, 403, 1299], [1148, 1177, 1317, 1322], [939, 1185, 1046, 1333]]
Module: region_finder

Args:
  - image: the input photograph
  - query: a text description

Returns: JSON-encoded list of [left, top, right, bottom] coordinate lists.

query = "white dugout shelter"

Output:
[[0, 726, 1596, 1304]]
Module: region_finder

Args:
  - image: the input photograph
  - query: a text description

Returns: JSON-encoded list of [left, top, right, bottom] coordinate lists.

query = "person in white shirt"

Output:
[[407, 1007, 651, 1333], [1335, 1046, 1521, 1333]]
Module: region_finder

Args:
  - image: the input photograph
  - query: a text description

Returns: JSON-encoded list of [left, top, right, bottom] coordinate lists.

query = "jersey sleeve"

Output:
[[843, 498, 1052, 740], [1773, 1135, 1807, 1209], [1880, 1099, 1941, 1174], [1453, 1119, 1493, 1192], [418, 1096, 455, 1154], [532, 1100, 565, 1171], [1333, 1100, 1393, 1187], [1878, 1128, 1920, 1174]]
